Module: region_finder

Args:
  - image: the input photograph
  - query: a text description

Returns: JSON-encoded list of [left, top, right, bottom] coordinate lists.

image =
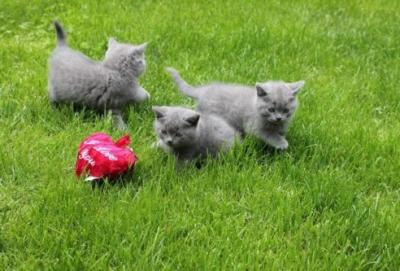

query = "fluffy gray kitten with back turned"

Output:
[[167, 68, 305, 150], [153, 106, 239, 165], [49, 21, 150, 129]]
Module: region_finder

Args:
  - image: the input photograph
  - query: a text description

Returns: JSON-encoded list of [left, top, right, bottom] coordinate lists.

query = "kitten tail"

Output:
[[54, 21, 67, 46], [166, 67, 197, 98]]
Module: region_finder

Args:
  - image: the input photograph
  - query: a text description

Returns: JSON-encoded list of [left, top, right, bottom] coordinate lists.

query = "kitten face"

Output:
[[255, 81, 304, 124], [104, 38, 147, 75], [152, 106, 200, 148]]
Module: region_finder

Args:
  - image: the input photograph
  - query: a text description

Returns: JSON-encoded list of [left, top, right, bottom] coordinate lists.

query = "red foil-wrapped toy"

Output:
[[75, 133, 138, 181]]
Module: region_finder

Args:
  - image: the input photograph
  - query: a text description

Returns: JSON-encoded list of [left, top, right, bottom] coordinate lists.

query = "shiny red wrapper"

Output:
[[75, 133, 138, 181]]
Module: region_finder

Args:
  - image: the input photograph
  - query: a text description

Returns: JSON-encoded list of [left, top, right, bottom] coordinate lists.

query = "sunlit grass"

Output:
[[0, 0, 399, 269]]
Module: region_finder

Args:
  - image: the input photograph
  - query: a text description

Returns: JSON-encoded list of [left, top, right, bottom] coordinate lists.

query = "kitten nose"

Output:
[[276, 117, 282, 121], [166, 138, 173, 145]]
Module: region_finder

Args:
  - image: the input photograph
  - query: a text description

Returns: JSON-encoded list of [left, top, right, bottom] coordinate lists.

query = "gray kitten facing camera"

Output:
[[48, 21, 150, 129], [167, 68, 304, 150], [153, 106, 239, 164]]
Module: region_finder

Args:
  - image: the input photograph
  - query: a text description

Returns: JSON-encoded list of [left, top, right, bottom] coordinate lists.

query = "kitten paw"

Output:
[[114, 120, 128, 131], [134, 87, 150, 102], [275, 140, 289, 150]]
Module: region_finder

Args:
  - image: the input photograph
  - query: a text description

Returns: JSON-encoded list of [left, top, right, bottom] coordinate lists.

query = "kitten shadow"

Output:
[[51, 102, 150, 126], [51, 103, 104, 123], [227, 136, 286, 166], [253, 132, 317, 163], [175, 159, 203, 170]]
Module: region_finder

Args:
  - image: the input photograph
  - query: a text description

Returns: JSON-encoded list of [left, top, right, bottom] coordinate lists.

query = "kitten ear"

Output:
[[256, 83, 267, 97], [287, 81, 305, 95], [184, 113, 200, 126], [135, 42, 148, 53], [152, 106, 167, 119], [108, 38, 117, 48]]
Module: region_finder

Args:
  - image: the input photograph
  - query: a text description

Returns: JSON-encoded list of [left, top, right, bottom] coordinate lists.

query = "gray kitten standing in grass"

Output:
[[48, 21, 150, 129], [152, 106, 239, 164], [167, 68, 304, 150]]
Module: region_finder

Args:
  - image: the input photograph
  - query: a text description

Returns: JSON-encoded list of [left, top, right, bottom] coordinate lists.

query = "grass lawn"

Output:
[[0, 0, 399, 269]]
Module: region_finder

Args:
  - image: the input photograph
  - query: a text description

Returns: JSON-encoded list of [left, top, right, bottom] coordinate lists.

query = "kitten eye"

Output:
[[161, 130, 167, 135], [282, 108, 289, 113], [268, 108, 275, 113], [175, 132, 182, 137]]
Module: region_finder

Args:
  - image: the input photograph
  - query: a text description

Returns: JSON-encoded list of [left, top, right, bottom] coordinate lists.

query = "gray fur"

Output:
[[48, 21, 150, 129], [152, 106, 238, 164], [167, 67, 304, 150]]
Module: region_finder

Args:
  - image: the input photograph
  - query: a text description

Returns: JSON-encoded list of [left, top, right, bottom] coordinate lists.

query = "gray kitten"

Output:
[[152, 106, 238, 164], [48, 21, 150, 129], [167, 68, 304, 150]]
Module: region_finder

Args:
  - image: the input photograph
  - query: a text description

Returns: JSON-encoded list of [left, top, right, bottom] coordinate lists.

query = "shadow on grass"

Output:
[[88, 167, 143, 191], [50, 101, 152, 127], [83, 128, 314, 193]]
